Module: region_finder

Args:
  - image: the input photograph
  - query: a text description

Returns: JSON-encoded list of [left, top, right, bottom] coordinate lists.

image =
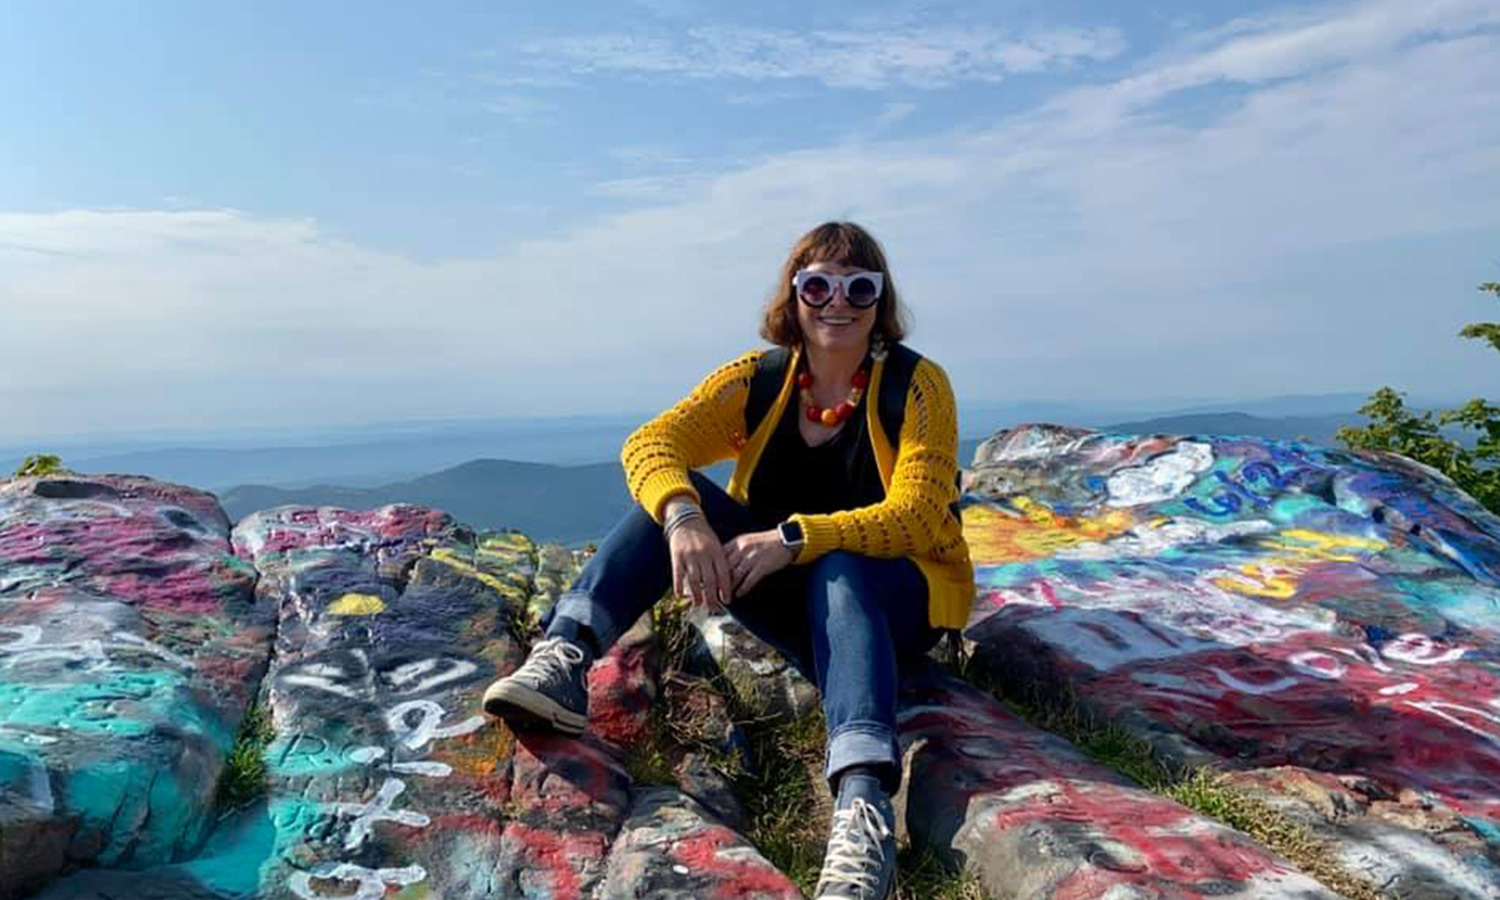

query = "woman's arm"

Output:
[[621, 352, 760, 523], [788, 358, 963, 562]]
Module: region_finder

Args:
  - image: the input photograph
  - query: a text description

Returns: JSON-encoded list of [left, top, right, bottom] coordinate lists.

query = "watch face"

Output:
[[779, 521, 804, 546]]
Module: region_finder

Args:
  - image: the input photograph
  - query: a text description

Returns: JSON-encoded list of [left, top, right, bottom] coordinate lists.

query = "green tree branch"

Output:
[[1338, 276, 1499, 512]]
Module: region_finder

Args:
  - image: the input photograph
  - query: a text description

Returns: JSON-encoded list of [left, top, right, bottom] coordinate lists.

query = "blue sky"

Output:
[[2, 0, 1498, 441]]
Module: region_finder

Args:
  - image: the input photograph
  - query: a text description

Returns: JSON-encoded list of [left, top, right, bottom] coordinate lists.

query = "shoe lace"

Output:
[[816, 798, 892, 895], [512, 636, 585, 687]]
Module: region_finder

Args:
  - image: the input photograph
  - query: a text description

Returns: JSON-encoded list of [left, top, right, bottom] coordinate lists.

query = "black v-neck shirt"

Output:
[[747, 392, 887, 522]]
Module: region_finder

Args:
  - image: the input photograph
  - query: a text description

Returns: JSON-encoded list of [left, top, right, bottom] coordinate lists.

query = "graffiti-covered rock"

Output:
[[603, 786, 801, 899], [587, 614, 659, 751], [899, 668, 1336, 898], [684, 606, 819, 724], [0, 474, 268, 899], [1221, 766, 1500, 900], [963, 425, 1500, 896], [19, 430, 1500, 900], [244, 507, 522, 900], [234, 506, 629, 900]]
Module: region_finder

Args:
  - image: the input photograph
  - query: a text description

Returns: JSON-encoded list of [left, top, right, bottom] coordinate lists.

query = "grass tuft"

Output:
[[737, 707, 830, 894], [13, 454, 66, 477], [214, 703, 275, 816], [894, 845, 990, 900]]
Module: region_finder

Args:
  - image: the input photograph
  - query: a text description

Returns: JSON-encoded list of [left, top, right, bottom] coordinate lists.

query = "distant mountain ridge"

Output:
[[218, 458, 635, 546], [222, 411, 1365, 546], [11, 392, 1448, 489], [30, 401, 1451, 546]]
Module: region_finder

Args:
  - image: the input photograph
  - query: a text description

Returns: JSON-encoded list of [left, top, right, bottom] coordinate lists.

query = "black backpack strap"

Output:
[[876, 341, 921, 445], [878, 343, 964, 521], [745, 346, 792, 437]]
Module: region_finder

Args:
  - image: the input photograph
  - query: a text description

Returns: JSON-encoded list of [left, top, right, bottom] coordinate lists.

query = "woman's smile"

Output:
[[798, 260, 876, 350]]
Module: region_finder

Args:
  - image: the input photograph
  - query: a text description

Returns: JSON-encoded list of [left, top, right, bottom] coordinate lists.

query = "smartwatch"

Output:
[[777, 520, 804, 555]]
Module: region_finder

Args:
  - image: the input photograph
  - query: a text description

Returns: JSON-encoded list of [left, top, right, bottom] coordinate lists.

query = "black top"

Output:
[[748, 391, 887, 523]]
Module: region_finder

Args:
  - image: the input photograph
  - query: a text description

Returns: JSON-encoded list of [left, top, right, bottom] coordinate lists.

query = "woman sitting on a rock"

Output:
[[484, 220, 974, 900]]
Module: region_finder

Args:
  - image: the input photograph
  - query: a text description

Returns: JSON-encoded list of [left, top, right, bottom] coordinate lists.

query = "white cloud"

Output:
[[515, 23, 1127, 89], [1053, 0, 1500, 127], [2, 0, 1498, 439]]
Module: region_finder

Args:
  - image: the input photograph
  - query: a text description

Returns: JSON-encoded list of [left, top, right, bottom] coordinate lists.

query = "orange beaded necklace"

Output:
[[798, 365, 870, 427]]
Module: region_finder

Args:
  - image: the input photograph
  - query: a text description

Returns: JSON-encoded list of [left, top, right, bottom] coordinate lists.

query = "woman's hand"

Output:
[[723, 529, 795, 599], [667, 517, 732, 610]]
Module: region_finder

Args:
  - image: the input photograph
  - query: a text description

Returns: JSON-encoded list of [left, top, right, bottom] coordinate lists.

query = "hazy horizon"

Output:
[[3, 0, 1498, 441], [0, 388, 1447, 452]]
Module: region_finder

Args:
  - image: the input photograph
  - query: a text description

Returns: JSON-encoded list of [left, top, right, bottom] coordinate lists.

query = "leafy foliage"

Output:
[[1337, 280, 1500, 513], [213, 704, 275, 816], [14, 454, 66, 477]]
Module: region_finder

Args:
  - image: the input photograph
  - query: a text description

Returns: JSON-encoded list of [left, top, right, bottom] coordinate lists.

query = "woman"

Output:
[[483, 221, 974, 900]]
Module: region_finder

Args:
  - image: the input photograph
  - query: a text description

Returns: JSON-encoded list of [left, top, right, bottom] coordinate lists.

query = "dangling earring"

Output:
[[871, 331, 889, 362]]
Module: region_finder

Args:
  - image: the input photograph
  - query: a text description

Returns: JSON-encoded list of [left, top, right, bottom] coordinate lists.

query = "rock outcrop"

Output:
[[963, 425, 1500, 898], [898, 667, 1337, 898], [0, 475, 268, 899], [4, 423, 1500, 898]]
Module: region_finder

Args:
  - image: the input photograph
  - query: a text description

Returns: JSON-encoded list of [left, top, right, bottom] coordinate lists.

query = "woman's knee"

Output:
[[807, 552, 882, 617], [810, 550, 888, 583]]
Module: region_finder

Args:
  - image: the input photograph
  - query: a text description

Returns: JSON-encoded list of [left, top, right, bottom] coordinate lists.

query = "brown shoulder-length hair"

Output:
[[760, 221, 910, 347]]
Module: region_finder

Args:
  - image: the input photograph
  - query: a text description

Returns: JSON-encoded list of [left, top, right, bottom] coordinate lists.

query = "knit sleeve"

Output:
[[789, 358, 964, 563], [621, 352, 760, 523]]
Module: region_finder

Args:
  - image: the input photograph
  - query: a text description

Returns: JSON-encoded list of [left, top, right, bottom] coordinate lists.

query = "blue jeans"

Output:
[[545, 471, 939, 791]]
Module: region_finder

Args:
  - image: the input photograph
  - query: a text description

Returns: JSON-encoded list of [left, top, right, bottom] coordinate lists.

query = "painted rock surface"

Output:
[[962, 424, 1500, 896], [235, 506, 643, 900], [237, 505, 518, 900], [603, 786, 801, 899], [899, 667, 1336, 899], [587, 614, 659, 751], [27, 502, 795, 900], [685, 607, 820, 725], [0, 475, 267, 899]]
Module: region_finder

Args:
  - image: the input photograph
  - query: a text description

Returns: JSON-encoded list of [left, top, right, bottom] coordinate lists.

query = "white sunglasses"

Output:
[[792, 269, 884, 308]]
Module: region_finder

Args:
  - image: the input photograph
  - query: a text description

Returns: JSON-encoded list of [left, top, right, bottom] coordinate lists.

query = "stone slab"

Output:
[[53, 507, 810, 900], [603, 786, 801, 900], [0, 475, 268, 898], [231, 506, 636, 900], [899, 667, 1336, 899], [962, 425, 1500, 896], [685, 607, 819, 724]]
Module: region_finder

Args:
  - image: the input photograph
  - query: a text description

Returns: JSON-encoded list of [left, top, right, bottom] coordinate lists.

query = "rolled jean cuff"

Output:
[[550, 591, 620, 652], [826, 720, 901, 792]]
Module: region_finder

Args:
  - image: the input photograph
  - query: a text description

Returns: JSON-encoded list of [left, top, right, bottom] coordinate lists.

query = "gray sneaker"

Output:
[[815, 793, 897, 899], [482, 636, 590, 735]]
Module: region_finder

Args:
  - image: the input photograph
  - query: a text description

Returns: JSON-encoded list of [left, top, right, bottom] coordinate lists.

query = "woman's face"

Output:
[[795, 259, 878, 357]]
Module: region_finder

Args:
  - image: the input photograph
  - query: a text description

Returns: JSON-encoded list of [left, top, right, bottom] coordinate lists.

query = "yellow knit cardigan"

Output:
[[620, 345, 975, 630]]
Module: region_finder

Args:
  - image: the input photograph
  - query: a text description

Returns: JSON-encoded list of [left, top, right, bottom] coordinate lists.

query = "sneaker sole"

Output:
[[482, 680, 588, 736]]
